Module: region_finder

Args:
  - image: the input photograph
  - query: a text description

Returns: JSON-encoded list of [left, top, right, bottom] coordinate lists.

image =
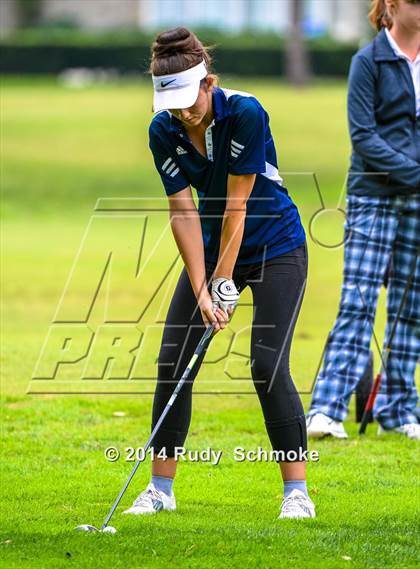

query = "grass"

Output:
[[1, 76, 419, 568], [1, 396, 419, 568]]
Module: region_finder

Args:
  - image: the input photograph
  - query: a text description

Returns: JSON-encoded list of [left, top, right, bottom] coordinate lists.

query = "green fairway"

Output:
[[1, 77, 419, 568]]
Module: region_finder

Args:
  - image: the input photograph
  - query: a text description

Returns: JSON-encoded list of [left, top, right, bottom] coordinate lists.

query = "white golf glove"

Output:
[[211, 277, 240, 316]]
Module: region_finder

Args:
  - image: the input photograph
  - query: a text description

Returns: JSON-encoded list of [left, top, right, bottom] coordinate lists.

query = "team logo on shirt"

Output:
[[161, 157, 180, 178], [230, 138, 244, 158], [176, 146, 188, 155]]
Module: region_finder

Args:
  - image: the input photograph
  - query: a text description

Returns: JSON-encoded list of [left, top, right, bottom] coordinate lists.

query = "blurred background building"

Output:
[[0, 0, 373, 81], [1, 0, 368, 42]]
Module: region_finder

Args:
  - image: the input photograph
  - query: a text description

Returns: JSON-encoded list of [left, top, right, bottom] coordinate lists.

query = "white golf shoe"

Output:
[[377, 423, 420, 440], [306, 412, 348, 439], [122, 482, 176, 515], [278, 489, 316, 519]]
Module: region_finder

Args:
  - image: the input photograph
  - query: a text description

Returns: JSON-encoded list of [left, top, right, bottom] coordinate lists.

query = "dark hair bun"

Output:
[[153, 27, 200, 59], [156, 27, 190, 46], [150, 27, 213, 76]]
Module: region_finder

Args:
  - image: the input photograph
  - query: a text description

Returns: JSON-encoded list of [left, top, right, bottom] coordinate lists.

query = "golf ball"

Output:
[[102, 526, 117, 534]]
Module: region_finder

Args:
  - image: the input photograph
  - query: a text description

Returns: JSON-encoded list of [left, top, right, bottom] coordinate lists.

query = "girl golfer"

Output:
[[123, 27, 315, 519], [307, 0, 420, 440]]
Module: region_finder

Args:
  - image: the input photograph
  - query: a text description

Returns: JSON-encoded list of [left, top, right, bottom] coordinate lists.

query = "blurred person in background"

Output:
[[122, 27, 316, 519], [307, 0, 420, 440]]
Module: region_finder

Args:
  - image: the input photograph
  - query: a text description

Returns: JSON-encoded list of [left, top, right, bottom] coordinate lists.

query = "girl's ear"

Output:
[[206, 76, 215, 91]]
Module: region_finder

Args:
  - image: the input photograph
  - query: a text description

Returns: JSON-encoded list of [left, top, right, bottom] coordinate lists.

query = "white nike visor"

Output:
[[152, 60, 208, 113]]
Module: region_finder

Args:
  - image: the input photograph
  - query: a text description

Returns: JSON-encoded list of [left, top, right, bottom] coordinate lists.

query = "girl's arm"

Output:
[[168, 186, 207, 299], [214, 97, 267, 278], [348, 53, 420, 191], [168, 186, 227, 331], [214, 173, 256, 279]]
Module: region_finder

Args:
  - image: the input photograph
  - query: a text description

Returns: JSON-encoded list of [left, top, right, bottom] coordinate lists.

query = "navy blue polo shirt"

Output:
[[149, 86, 305, 265]]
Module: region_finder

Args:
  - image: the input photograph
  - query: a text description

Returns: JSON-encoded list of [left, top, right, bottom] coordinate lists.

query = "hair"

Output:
[[369, 0, 394, 31], [149, 26, 219, 86], [369, 0, 420, 31]]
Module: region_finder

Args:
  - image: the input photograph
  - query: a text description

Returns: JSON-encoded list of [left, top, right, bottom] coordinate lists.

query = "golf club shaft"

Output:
[[101, 323, 216, 529], [358, 372, 382, 434], [359, 248, 418, 435]]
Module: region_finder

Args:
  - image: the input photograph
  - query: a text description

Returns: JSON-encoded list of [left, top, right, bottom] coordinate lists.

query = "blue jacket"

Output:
[[347, 28, 420, 197]]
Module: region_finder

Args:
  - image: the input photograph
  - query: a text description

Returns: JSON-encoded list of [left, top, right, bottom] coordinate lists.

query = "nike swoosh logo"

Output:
[[161, 79, 177, 88]]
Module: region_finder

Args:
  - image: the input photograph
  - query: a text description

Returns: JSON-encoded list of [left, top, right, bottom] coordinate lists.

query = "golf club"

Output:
[[359, 246, 419, 435], [75, 322, 216, 533]]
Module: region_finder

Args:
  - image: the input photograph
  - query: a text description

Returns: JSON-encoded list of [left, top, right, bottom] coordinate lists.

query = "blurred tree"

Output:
[[17, 0, 42, 26], [285, 0, 310, 86]]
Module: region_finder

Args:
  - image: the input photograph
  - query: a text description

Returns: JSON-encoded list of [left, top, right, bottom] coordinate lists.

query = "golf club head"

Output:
[[75, 524, 99, 532], [75, 524, 117, 534]]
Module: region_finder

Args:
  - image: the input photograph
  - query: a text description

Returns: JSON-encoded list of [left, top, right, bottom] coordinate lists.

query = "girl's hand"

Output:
[[211, 277, 240, 319], [197, 291, 229, 333]]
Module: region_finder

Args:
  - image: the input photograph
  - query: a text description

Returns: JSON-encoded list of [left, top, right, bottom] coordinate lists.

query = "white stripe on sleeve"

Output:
[[231, 139, 245, 150], [166, 162, 177, 175], [162, 157, 172, 171], [170, 167, 180, 178]]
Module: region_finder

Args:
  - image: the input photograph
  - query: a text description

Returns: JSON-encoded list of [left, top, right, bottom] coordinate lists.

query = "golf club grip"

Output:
[[101, 323, 216, 529], [359, 372, 382, 435]]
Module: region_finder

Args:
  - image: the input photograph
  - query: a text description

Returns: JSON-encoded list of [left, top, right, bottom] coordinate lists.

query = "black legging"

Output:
[[151, 242, 308, 459]]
